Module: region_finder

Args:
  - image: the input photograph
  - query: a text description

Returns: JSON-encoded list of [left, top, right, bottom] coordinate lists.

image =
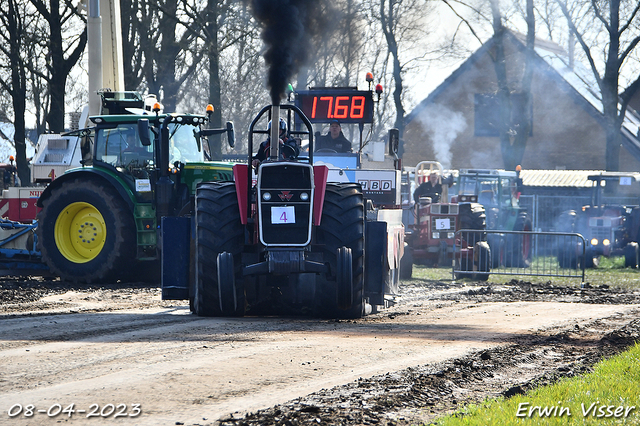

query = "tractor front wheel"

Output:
[[36, 178, 136, 283], [194, 182, 245, 317]]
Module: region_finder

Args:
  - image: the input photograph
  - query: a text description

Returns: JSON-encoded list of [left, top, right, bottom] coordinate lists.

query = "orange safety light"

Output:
[[153, 102, 161, 112], [365, 72, 374, 82], [9, 155, 14, 162], [206, 104, 214, 114], [375, 84, 383, 94]]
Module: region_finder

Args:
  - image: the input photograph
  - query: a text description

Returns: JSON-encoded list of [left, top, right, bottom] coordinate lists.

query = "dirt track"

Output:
[[1, 277, 639, 425]]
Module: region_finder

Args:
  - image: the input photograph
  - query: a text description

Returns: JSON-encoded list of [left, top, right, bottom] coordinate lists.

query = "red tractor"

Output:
[[404, 161, 490, 280], [170, 104, 400, 318]]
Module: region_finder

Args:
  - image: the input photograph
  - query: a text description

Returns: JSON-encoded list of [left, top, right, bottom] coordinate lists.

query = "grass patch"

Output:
[[432, 343, 640, 425]]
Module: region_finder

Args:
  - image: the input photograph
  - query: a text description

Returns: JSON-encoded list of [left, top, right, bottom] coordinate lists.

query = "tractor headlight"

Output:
[[590, 238, 599, 246], [432, 232, 440, 239], [262, 192, 271, 201], [300, 192, 309, 201], [447, 232, 455, 239], [602, 239, 611, 246]]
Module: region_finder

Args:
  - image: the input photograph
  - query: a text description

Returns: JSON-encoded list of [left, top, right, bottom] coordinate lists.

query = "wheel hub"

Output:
[[55, 202, 107, 263]]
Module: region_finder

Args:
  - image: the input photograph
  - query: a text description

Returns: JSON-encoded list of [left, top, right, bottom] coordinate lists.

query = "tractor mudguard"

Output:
[[37, 167, 136, 215], [313, 165, 329, 226], [365, 220, 387, 305], [233, 164, 249, 225], [161, 216, 191, 300]]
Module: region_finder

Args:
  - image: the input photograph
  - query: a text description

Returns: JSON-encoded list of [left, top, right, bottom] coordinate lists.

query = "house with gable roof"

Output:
[[402, 29, 640, 172]]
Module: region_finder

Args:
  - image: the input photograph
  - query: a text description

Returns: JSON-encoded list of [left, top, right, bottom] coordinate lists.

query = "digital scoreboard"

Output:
[[295, 90, 374, 124]]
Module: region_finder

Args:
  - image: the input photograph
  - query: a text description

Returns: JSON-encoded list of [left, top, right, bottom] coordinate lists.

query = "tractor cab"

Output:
[[456, 169, 523, 226]]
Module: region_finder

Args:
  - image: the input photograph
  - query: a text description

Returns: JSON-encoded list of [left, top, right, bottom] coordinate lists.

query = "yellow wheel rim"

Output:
[[54, 202, 107, 263]]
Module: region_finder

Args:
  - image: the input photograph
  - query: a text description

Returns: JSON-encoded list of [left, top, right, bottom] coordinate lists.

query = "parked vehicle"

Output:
[[36, 94, 235, 283], [555, 172, 640, 268], [457, 167, 531, 268], [404, 161, 490, 280]]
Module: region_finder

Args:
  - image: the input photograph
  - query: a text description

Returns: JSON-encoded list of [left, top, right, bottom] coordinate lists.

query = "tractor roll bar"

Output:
[[246, 104, 315, 220]]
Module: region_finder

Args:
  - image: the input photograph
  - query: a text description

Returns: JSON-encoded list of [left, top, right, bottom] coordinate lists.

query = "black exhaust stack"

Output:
[[270, 105, 280, 160]]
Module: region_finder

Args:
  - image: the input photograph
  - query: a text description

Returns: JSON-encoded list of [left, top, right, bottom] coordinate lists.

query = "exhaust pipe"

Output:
[[270, 105, 280, 160]]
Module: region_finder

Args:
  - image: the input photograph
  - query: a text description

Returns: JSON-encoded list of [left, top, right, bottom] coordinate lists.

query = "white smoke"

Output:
[[415, 103, 467, 169], [0, 122, 36, 163]]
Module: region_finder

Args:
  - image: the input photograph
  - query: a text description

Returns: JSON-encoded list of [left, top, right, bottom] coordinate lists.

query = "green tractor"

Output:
[[456, 168, 532, 268], [36, 95, 235, 283]]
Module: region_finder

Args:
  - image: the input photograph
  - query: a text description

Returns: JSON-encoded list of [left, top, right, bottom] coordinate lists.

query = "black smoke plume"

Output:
[[250, 0, 323, 105]]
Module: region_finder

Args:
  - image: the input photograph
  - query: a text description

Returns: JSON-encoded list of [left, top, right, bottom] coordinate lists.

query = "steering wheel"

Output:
[[315, 148, 338, 154], [282, 143, 297, 159]]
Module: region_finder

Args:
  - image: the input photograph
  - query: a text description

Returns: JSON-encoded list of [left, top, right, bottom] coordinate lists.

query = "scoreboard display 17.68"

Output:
[[295, 90, 374, 124]]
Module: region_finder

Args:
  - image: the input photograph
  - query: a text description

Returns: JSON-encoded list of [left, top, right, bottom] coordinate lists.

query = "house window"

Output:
[[474, 93, 533, 137]]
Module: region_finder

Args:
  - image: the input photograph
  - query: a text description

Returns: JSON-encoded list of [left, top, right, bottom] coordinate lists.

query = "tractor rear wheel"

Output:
[[316, 183, 365, 319], [399, 243, 413, 279], [473, 241, 491, 281], [194, 182, 245, 317], [505, 212, 532, 268], [36, 178, 136, 283], [558, 248, 578, 269], [624, 242, 639, 269], [555, 210, 578, 269], [486, 233, 504, 268]]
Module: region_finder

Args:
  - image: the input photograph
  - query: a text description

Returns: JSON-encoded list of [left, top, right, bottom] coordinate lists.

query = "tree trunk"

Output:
[[380, 0, 405, 155], [207, 0, 223, 159], [5, 0, 30, 183], [30, 0, 86, 133], [158, 0, 179, 112], [508, 0, 535, 171]]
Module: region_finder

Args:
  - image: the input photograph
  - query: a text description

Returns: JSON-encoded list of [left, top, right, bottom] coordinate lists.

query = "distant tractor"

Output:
[[456, 168, 531, 268], [405, 161, 490, 280], [555, 172, 640, 269], [36, 93, 235, 283]]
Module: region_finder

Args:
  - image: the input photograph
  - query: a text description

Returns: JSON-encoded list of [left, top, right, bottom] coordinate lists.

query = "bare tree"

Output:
[[556, 0, 640, 171], [218, 1, 267, 154], [120, 0, 204, 111], [490, 0, 535, 170], [120, 0, 146, 91], [369, 0, 435, 154], [29, 0, 86, 133], [442, 0, 536, 170], [0, 0, 31, 182]]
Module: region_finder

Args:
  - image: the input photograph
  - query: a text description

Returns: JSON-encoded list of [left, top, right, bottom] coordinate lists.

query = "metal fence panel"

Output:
[[453, 229, 586, 283]]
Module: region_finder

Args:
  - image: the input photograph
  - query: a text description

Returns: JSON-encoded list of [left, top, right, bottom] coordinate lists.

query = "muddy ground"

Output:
[[1, 275, 639, 425]]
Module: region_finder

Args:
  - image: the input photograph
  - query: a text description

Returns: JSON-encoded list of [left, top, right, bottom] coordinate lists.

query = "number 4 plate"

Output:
[[271, 206, 296, 224]]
